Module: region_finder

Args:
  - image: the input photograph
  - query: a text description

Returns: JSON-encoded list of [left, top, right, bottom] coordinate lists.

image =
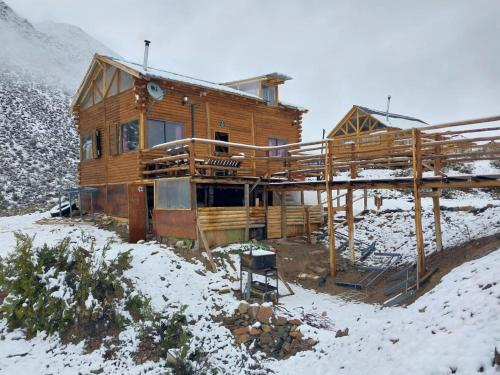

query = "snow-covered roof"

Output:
[[358, 106, 428, 130], [98, 55, 304, 111]]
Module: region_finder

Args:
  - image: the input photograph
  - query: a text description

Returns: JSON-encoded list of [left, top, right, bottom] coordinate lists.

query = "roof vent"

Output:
[[143, 40, 151, 72], [385, 95, 391, 122]]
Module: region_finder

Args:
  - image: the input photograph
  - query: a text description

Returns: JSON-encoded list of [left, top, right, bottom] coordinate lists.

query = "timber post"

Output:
[[412, 128, 426, 278], [433, 134, 443, 252], [347, 188, 355, 264], [244, 183, 250, 241], [325, 140, 337, 277]]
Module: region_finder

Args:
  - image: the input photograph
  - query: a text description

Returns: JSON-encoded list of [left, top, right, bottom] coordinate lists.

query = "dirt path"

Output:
[[268, 233, 500, 305]]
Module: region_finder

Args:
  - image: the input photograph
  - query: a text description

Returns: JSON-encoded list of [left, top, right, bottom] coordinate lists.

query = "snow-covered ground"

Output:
[[0, 212, 498, 374]]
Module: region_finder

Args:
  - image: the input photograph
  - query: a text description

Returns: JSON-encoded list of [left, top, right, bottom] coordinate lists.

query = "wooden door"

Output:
[[128, 183, 147, 243]]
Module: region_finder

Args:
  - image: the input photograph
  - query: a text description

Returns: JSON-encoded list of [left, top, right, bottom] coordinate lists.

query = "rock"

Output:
[[307, 338, 317, 346], [335, 328, 349, 338], [219, 288, 231, 294], [272, 316, 287, 326], [288, 318, 302, 325], [262, 324, 271, 333], [260, 332, 273, 345], [175, 240, 184, 247], [249, 327, 262, 336], [290, 331, 303, 339], [248, 304, 260, 319], [236, 334, 250, 345], [238, 302, 249, 314], [233, 327, 248, 336], [256, 305, 274, 323]]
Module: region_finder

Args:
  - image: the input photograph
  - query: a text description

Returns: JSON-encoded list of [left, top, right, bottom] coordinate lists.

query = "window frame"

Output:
[[214, 131, 229, 155], [262, 84, 277, 105], [268, 137, 288, 157], [81, 133, 94, 161], [147, 119, 184, 148], [119, 119, 140, 154]]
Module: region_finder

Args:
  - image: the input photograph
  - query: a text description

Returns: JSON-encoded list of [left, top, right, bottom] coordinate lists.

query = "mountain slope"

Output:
[[0, 0, 118, 214]]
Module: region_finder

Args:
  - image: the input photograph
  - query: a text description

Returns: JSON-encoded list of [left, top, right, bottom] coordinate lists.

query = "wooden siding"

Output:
[[267, 205, 322, 239], [153, 209, 197, 239]]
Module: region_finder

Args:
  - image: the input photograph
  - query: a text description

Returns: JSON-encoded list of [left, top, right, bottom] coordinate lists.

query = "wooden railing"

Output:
[[139, 115, 500, 181]]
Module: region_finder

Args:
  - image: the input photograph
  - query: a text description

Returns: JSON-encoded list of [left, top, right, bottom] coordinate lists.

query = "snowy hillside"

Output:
[[0, 0, 118, 214], [0, 0, 118, 90], [0, 213, 498, 374], [0, 69, 78, 212]]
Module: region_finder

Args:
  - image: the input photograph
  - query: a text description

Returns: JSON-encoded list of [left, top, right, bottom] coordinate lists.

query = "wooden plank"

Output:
[[347, 189, 355, 264], [244, 184, 250, 241], [412, 129, 426, 278], [197, 221, 217, 272], [326, 140, 336, 277]]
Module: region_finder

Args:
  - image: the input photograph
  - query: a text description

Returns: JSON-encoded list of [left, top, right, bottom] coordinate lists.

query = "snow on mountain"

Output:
[[0, 0, 119, 214]]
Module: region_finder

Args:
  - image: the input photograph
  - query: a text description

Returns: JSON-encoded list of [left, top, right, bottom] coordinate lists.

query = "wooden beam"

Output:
[[347, 189, 355, 264], [412, 129, 426, 278], [325, 140, 337, 277], [196, 221, 217, 272], [433, 135, 443, 252], [244, 184, 250, 241]]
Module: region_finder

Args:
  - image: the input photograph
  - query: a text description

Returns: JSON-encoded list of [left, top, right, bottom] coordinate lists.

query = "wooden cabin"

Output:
[[328, 105, 428, 150], [329, 105, 474, 157], [71, 54, 322, 246]]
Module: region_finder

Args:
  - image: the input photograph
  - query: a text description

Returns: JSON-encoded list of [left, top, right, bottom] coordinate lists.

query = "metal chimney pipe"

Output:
[[143, 40, 151, 72], [386, 95, 391, 122]]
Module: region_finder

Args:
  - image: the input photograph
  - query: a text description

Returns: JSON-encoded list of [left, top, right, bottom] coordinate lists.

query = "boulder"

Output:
[[238, 302, 249, 315], [236, 334, 250, 345], [256, 305, 274, 323], [259, 332, 273, 345], [288, 318, 302, 325], [272, 316, 288, 326], [290, 331, 303, 339], [249, 327, 262, 336], [233, 327, 249, 336]]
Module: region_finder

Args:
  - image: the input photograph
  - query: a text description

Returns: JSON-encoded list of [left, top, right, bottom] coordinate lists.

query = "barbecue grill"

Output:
[[239, 249, 278, 302]]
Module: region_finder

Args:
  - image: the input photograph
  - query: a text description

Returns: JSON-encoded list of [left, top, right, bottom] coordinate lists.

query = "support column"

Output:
[[433, 135, 443, 252], [363, 188, 368, 212], [244, 184, 250, 241], [412, 129, 426, 278], [347, 189, 355, 264], [325, 140, 337, 277]]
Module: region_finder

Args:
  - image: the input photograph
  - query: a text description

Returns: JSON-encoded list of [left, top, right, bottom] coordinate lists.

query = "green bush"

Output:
[[0, 232, 132, 339]]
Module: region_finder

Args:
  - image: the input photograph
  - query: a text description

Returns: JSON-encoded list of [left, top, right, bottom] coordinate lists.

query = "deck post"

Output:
[[363, 188, 368, 212], [412, 129, 426, 278], [325, 140, 337, 277], [244, 183, 250, 241], [433, 135, 443, 252], [347, 188, 355, 264]]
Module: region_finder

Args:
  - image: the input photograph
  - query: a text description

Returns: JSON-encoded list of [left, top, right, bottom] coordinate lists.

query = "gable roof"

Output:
[[357, 105, 428, 130], [72, 54, 306, 112]]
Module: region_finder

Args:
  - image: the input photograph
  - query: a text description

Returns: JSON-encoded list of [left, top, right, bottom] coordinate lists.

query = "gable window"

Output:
[[214, 131, 229, 154], [121, 120, 139, 152], [268, 137, 287, 157], [147, 120, 184, 148], [82, 134, 93, 160], [262, 84, 276, 105]]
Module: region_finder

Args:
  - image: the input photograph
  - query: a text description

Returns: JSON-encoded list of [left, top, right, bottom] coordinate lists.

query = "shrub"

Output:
[[0, 232, 132, 340]]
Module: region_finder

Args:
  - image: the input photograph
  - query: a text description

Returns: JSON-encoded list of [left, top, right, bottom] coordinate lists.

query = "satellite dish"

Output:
[[147, 82, 165, 101]]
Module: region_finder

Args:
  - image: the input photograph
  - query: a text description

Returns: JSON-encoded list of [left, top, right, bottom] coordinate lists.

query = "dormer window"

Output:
[[262, 84, 276, 105]]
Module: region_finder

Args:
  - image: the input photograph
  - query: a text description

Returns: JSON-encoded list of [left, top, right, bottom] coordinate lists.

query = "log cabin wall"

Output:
[[145, 79, 303, 176]]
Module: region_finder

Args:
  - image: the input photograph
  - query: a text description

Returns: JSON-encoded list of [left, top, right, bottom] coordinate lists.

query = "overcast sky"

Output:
[[9, 0, 500, 140]]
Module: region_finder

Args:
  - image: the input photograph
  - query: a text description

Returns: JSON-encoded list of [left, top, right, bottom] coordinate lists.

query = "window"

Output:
[[234, 81, 259, 96], [156, 178, 191, 209], [147, 120, 184, 148], [268, 137, 287, 157], [214, 131, 229, 154], [120, 71, 134, 92], [262, 84, 276, 105], [82, 134, 93, 160], [360, 135, 381, 145], [121, 120, 139, 152]]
